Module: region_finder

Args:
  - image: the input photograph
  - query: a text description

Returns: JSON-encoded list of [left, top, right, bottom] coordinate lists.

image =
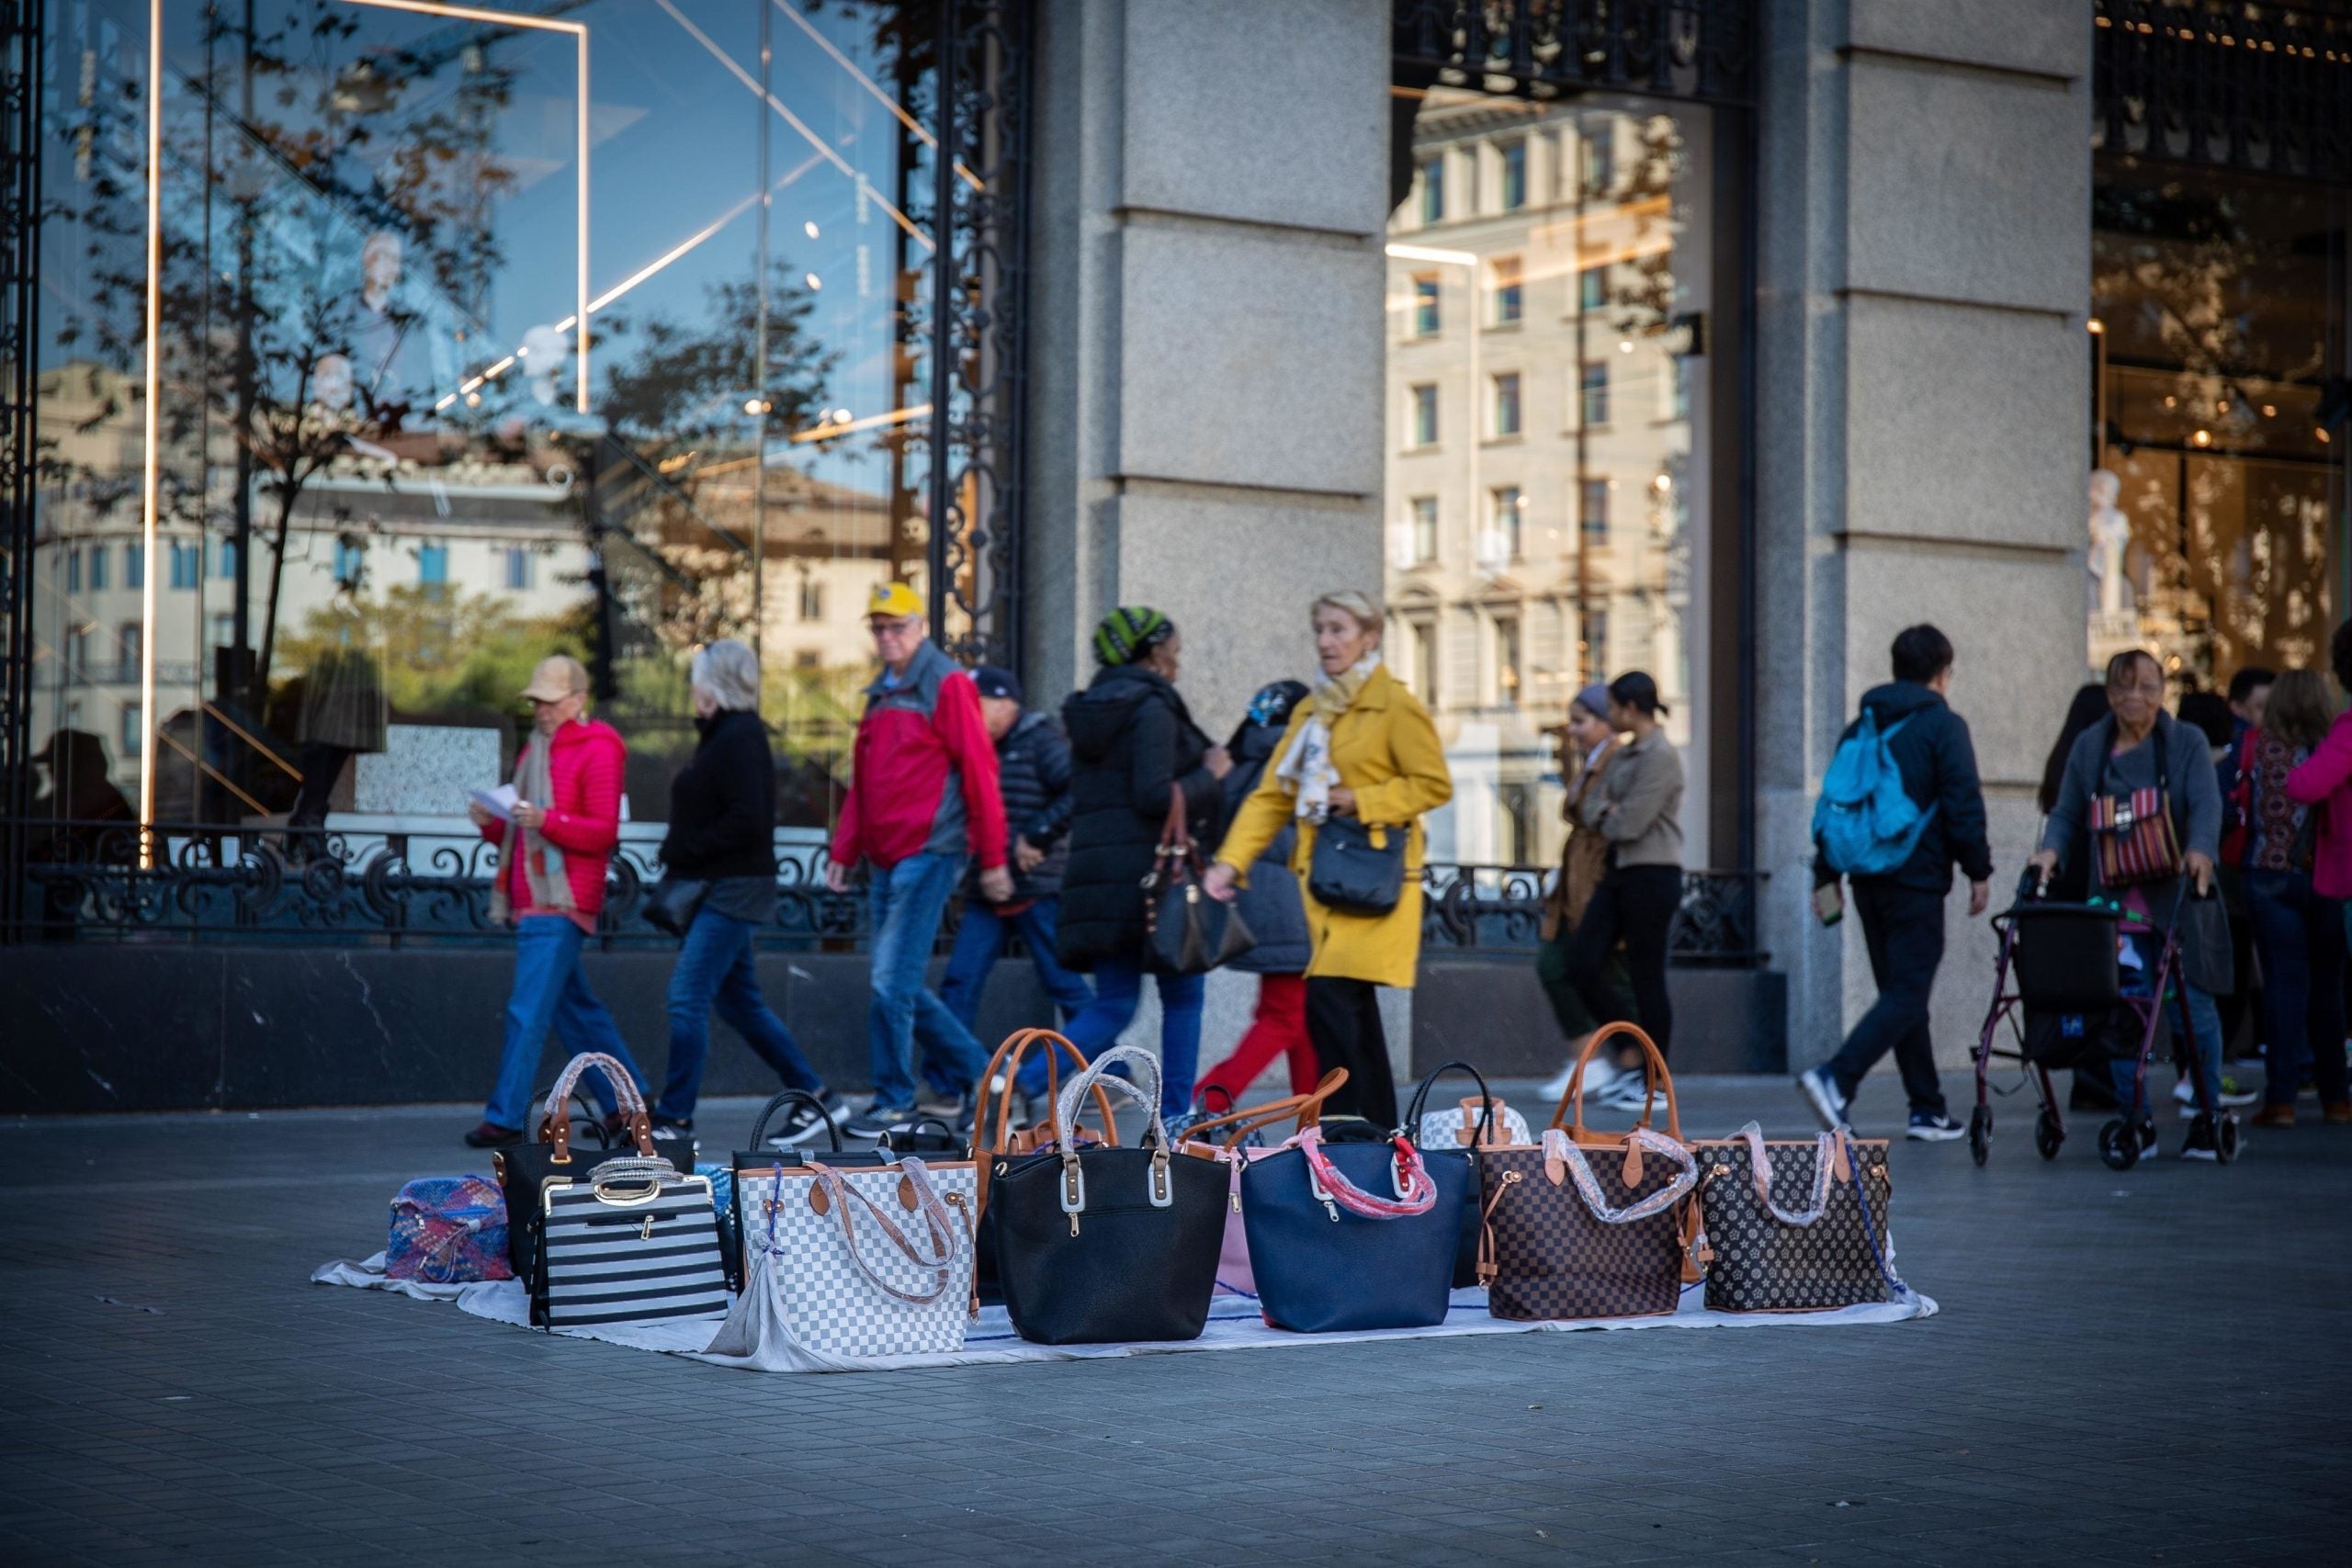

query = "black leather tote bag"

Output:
[[986, 1045, 1227, 1345], [1307, 816, 1408, 915]]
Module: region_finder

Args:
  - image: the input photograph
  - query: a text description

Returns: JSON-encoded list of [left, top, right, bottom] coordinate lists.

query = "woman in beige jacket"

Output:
[[1564, 671, 1684, 1110]]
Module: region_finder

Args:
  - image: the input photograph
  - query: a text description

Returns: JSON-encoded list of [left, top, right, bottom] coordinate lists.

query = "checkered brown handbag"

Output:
[[1691, 1124, 1899, 1312], [1476, 1022, 1699, 1321]]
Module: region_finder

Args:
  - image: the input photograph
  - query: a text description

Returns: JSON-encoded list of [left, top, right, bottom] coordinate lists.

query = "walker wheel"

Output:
[[2034, 1108, 2064, 1161], [1967, 1105, 1991, 1167], [2098, 1118, 2138, 1171], [2215, 1113, 2240, 1165]]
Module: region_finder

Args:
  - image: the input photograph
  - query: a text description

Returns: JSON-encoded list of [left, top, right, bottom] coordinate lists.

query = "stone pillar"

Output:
[[1754, 3, 2093, 1074], [1024, 0, 1396, 1089]]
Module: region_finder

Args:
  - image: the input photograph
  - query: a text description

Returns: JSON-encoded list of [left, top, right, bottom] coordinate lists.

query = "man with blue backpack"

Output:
[[1798, 624, 1993, 1140]]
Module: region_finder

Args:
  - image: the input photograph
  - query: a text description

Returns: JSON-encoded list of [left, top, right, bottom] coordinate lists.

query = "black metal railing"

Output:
[[1393, 0, 1758, 107], [2095, 0, 2352, 184], [8, 820, 1765, 965]]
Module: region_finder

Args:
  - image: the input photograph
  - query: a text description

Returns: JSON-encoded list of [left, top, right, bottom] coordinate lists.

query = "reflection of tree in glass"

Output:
[[277, 584, 585, 725], [598, 265, 836, 444], [62, 0, 520, 716], [1608, 114, 1681, 341]]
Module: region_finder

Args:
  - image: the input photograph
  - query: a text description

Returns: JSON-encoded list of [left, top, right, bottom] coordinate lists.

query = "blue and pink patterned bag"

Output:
[[386, 1176, 512, 1283]]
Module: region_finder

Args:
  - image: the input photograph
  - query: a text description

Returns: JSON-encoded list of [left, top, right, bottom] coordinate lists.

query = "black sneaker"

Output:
[[1905, 1111, 1965, 1142], [914, 1088, 965, 1119], [765, 1091, 850, 1148], [463, 1121, 523, 1149], [648, 1117, 694, 1145], [2178, 1112, 2220, 1162], [842, 1100, 914, 1140]]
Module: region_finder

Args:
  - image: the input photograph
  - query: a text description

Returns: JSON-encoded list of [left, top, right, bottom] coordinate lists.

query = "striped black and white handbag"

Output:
[[709, 1154, 978, 1366], [533, 1156, 731, 1330]]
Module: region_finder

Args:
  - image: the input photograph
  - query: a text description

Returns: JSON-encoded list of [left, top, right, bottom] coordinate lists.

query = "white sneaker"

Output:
[[1600, 1079, 1662, 1117], [1540, 1055, 1622, 1104], [1796, 1066, 1849, 1131]]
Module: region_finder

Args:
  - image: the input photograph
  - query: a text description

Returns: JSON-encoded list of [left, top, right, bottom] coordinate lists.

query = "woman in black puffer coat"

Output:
[[1054, 606, 1231, 1113]]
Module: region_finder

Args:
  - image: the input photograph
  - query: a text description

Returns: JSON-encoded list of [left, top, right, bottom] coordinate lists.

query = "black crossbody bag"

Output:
[[1307, 816, 1408, 915]]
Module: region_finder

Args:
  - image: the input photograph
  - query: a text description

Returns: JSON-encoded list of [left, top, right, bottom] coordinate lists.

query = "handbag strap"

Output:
[[538, 1052, 655, 1165], [1054, 1044, 1170, 1155], [973, 1029, 1120, 1155], [1292, 1125, 1439, 1218], [802, 1158, 959, 1306], [1189, 1067, 1350, 1149], [1730, 1122, 1842, 1227], [1846, 1136, 1916, 1304], [1400, 1059, 1496, 1146], [747, 1089, 843, 1153], [1539, 1127, 1697, 1224], [1551, 1021, 1683, 1142], [582, 1155, 677, 1204]]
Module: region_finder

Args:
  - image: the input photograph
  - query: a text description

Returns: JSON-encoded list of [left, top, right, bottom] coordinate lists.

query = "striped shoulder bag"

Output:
[[534, 1155, 731, 1330]]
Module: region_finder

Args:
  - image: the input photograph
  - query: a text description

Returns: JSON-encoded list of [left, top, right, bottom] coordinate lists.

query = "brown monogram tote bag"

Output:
[[1476, 1022, 1699, 1321]]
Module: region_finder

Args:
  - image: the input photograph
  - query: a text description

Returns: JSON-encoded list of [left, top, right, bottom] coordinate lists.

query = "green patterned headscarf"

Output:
[[1091, 605, 1174, 667]]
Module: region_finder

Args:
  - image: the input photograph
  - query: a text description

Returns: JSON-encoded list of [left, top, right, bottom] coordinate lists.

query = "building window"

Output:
[[125, 544, 143, 590], [417, 543, 448, 588], [1493, 486, 1523, 560], [168, 541, 200, 591], [1419, 155, 1444, 223], [1495, 614, 1523, 707], [1581, 479, 1611, 543], [208, 612, 235, 650], [503, 547, 535, 592], [65, 548, 81, 594], [1491, 373, 1521, 438], [1581, 125, 1613, 197], [118, 703, 141, 765], [88, 545, 107, 592], [67, 624, 92, 682], [1582, 607, 1611, 671], [1411, 383, 1439, 448], [1491, 255, 1522, 325], [117, 623, 141, 683], [1412, 275, 1441, 337], [798, 578, 826, 622], [1500, 140, 1527, 211], [1410, 617, 1439, 704], [794, 649, 821, 670], [212, 537, 237, 580], [1580, 363, 1610, 427], [333, 538, 367, 585], [1672, 356, 1692, 421], [1410, 497, 1439, 563], [1579, 265, 1608, 313]]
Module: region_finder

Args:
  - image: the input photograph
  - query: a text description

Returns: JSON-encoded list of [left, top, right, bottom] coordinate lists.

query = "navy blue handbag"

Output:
[[1239, 1106, 1470, 1333]]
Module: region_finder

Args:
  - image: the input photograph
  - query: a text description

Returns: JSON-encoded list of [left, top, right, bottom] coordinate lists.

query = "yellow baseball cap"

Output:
[[867, 581, 923, 619]]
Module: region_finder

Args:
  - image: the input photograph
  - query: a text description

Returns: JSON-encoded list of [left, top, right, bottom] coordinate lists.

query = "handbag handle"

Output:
[[584, 1154, 676, 1205], [1539, 1126, 1697, 1224], [1051, 1046, 1178, 1228], [538, 1052, 655, 1165], [799, 1157, 961, 1306], [1293, 1124, 1440, 1219], [1552, 1021, 1683, 1143], [746, 1089, 842, 1153], [1152, 783, 1209, 881], [1400, 1059, 1497, 1146], [973, 1029, 1121, 1156], [1179, 1068, 1350, 1150], [1725, 1122, 1846, 1226]]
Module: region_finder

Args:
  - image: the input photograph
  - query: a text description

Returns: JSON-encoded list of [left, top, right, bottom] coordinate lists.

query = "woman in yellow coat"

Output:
[[1204, 591, 1453, 1125]]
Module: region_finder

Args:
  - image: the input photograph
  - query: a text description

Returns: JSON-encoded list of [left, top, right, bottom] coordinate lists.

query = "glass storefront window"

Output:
[[1385, 86, 1723, 869], [2090, 160, 2348, 690], [29, 0, 997, 839]]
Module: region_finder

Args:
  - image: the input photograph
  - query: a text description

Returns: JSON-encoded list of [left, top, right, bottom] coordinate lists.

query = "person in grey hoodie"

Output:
[[2030, 648, 2232, 1161]]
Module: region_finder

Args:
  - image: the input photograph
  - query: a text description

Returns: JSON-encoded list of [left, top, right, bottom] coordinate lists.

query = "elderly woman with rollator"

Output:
[[1207, 590, 1453, 1128]]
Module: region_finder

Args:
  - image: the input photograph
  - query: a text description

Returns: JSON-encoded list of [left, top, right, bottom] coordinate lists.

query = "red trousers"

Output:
[[1197, 973, 1318, 1106]]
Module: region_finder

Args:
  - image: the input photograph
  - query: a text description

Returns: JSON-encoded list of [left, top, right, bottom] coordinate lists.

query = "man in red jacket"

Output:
[[827, 583, 1013, 1135], [463, 654, 652, 1147]]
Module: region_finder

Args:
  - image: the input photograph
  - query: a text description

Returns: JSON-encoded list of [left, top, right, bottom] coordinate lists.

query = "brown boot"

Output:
[[2323, 1101, 2352, 1126], [2251, 1102, 2294, 1129]]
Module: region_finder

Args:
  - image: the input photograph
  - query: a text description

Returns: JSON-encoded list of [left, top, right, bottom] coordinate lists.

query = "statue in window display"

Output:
[[2087, 468, 2134, 617], [494, 321, 607, 439]]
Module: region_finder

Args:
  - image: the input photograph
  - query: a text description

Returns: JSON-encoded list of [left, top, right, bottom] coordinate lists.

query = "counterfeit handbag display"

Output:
[[385, 1176, 511, 1283], [1239, 1072, 1468, 1334], [970, 1029, 1123, 1303], [983, 1045, 1227, 1345], [722, 1089, 900, 1292], [1402, 1060, 1527, 1288], [717, 1148, 978, 1361], [1174, 1071, 1351, 1297], [494, 1053, 691, 1284], [533, 1155, 731, 1330], [1476, 1022, 1700, 1321], [1691, 1123, 1905, 1313]]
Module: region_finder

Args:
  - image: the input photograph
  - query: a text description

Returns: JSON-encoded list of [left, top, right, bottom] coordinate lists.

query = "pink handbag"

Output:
[[1176, 1070, 1350, 1297]]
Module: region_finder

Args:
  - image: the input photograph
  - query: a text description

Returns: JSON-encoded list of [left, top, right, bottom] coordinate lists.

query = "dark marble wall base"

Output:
[[0, 945, 1787, 1114], [1411, 961, 1789, 1080]]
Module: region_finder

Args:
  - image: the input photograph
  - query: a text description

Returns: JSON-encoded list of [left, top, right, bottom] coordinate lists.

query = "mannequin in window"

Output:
[[2088, 468, 2132, 618]]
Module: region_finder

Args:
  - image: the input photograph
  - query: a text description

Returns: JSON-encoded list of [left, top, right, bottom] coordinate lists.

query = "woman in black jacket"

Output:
[[650, 640, 838, 1144], [1055, 607, 1232, 1114]]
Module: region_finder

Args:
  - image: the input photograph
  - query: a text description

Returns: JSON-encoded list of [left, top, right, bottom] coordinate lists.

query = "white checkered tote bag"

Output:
[[711, 1156, 978, 1367]]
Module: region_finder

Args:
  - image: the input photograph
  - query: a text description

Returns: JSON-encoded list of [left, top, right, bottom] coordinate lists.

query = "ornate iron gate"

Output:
[[2095, 0, 2352, 184]]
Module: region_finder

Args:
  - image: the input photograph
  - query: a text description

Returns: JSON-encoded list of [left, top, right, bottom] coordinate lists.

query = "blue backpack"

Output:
[[1813, 709, 1936, 877]]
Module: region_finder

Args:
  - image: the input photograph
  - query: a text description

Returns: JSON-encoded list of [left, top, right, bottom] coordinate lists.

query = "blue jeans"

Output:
[[1046, 954, 1204, 1116], [867, 852, 989, 1111], [484, 916, 650, 1132], [2111, 976, 2222, 1118], [937, 898, 1096, 1090], [2244, 868, 2350, 1109], [653, 907, 825, 1124]]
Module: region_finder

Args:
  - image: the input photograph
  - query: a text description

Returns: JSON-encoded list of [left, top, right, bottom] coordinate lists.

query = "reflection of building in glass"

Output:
[[1385, 90, 1711, 869]]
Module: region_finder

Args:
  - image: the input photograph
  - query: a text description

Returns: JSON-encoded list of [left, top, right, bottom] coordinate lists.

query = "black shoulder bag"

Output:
[[1307, 815, 1408, 915]]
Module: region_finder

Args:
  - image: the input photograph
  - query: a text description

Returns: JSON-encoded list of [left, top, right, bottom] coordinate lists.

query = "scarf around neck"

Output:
[[492, 727, 574, 923], [1275, 653, 1381, 821]]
